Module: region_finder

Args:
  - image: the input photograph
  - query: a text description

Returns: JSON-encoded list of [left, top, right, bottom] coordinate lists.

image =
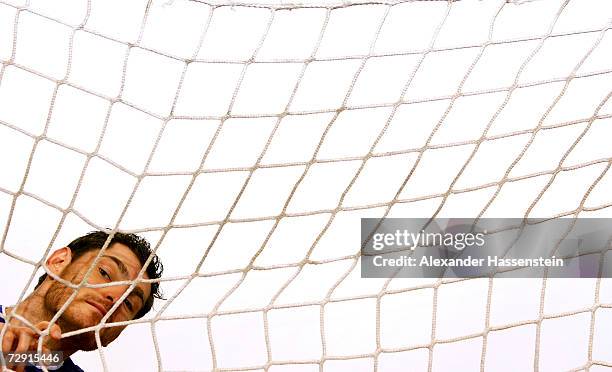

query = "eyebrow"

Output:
[[102, 255, 146, 306]]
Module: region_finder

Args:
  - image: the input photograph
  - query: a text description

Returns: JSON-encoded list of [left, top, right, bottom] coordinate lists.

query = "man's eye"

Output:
[[98, 267, 111, 280], [124, 299, 133, 312]]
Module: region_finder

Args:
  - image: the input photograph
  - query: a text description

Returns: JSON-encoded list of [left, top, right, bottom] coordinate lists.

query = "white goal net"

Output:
[[1, 0, 612, 371]]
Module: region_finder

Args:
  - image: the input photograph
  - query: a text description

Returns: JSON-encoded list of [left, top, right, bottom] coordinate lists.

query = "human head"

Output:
[[35, 231, 163, 348]]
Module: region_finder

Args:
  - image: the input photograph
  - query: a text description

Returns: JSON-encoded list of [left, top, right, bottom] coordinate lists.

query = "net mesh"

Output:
[[1, 0, 612, 371]]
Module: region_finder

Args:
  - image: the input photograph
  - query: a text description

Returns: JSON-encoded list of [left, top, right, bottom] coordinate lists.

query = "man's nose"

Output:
[[104, 294, 114, 305], [101, 284, 129, 306]]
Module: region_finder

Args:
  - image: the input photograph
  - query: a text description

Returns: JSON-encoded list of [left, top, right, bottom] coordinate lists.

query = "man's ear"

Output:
[[46, 247, 73, 276]]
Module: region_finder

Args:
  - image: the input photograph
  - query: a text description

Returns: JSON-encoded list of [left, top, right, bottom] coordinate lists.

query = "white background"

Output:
[[1, 0, 612, 371]]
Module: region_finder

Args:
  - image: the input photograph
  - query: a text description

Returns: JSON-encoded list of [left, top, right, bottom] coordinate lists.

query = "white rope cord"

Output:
[[0, 0, 611, 371]]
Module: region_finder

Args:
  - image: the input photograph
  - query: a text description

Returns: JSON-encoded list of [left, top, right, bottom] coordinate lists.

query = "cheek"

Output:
[[106, 305, 131, 322], [47, 280, 76, 306], [45, 282, 65, 309]]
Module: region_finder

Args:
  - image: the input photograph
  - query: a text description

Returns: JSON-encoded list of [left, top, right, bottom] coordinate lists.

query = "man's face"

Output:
[[45, 243, 151, 350]]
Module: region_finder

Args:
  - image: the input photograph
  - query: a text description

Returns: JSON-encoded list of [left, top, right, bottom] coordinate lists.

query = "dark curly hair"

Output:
[[36, 231, 164, 319]]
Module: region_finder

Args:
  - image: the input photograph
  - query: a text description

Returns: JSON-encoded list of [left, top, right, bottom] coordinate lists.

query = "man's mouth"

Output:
[[86, 301, 108, 317]]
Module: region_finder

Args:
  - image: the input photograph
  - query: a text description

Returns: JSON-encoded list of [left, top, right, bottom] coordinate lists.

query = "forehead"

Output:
[[105, 243, 147, 278]]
